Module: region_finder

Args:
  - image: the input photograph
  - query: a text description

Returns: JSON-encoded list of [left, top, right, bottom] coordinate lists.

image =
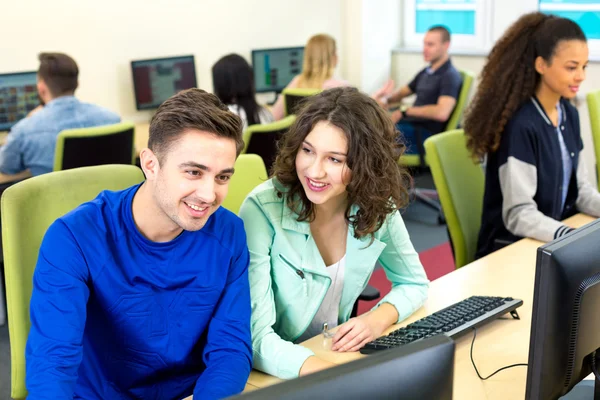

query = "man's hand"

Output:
[[372, 79, 395, 108], [27, 105, 44, 118], [390, 109, 403, 124]]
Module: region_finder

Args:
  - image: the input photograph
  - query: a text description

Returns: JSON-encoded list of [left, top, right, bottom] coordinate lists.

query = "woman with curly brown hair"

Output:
[[464, 12, 600, 259], [238, 87, 428, 379]]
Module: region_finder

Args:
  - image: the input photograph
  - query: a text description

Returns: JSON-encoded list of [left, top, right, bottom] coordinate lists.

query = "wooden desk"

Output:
[[247, 213, 596, 399]]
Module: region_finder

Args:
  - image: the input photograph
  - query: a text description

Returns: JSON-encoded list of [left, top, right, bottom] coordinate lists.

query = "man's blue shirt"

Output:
[[26, 184, 252, 399], [0, 96, 120, 176]]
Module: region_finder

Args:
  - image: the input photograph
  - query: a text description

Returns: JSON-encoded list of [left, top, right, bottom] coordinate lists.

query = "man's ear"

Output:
[[139, 148, 160, 180], [37, 78, 50, 103]]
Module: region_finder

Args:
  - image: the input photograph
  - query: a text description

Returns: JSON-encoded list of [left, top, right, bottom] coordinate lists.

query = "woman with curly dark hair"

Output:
[[238, 87, 428, 379], [464, 12, 600, 258]]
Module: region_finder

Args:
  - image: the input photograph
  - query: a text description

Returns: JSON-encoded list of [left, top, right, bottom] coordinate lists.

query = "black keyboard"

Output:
[[360, 296, 523, 354]]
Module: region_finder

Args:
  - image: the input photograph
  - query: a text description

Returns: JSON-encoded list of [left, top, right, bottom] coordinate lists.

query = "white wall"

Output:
[[0, 0, 343, 122], [340, 0, 402, 93]]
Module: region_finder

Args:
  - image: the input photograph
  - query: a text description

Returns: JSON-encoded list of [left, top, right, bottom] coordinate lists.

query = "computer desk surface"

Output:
[[246, 213, 596, 400]]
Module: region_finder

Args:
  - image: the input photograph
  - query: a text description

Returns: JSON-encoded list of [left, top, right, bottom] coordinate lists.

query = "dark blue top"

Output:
[[406, 59, 462, 133], [26, 184, 252, 399], [476, 97, 582, 258]]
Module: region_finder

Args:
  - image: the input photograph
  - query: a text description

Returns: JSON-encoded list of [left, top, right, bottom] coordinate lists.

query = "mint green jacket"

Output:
[[239, 179, 429, 379]]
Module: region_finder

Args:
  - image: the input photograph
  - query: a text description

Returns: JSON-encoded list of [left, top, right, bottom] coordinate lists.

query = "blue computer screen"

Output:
[[540, 0, 600, 39], [252, 47, 304, 93], [0, 71, 39, 131]]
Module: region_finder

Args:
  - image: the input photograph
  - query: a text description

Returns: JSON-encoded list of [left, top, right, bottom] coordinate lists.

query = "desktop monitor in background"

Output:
[[230, 335, 454, 400], [252, 47, 304, 93], [0, 71, 39, 131], [131, 55, 197, 110], [526, 218, 600, 400]]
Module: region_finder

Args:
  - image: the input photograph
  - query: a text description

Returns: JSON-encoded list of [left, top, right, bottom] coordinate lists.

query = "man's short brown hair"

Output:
[[38, 53, 79, 96], [428, 25, 451, 43], [148, 88, 244, 162]]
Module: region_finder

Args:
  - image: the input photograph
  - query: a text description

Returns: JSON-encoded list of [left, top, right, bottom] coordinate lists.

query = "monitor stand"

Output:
[[560, 355, 600, 400]]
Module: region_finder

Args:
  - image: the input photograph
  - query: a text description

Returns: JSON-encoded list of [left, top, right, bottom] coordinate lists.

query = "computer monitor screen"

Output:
[[252, 47, 304, 93], [0, 71, 39, 131], [131, 55, 197, 110], [526, 218, 600, 399], [229, 335, 454, 400]]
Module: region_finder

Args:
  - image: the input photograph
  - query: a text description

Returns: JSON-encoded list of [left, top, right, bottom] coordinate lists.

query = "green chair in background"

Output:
[[54, 121, 136, 171], [282, 88, 322, 117], [2, 164, 145, 399], [586, 90, 600, 188], [424, 129, 484, 269], [222, 154, 268, 215], [243, 115, 296, 173], [399, 70, 475, 223]]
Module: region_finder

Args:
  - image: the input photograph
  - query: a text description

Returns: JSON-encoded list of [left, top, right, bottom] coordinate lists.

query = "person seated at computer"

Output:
[[239, 87, 429, 379], [26, 89, 252, 399], [371, 26, 462, 155], [0, 52, 120, 177], [270, 34, 350, 121], [212, 53, 274, 130], [463, 13, 600, 259]]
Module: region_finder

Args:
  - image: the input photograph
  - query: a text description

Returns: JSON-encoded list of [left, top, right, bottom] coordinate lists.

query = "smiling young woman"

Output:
[[238, 87, 429, 380], [463, 12, 600, 258]]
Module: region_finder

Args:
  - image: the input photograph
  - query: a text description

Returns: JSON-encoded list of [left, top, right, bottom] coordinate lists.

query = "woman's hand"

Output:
[[330, 315, 382, 352], [331, 303, 399, 352]]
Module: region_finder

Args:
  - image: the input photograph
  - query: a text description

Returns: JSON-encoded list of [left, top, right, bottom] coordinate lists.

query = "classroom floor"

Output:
[[0, 171, 449, 399]]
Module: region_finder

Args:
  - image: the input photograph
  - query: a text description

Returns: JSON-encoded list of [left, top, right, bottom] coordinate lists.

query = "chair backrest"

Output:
[[1, 164, 145, 399], [282, 88, 322, 116], [243, 115, 296, 173], [221, 154, 268, 215], [424, 129, 484, 269], [587, 90, 600, 188], [445, 70, 474, 131], [54, 122, 136, 171]]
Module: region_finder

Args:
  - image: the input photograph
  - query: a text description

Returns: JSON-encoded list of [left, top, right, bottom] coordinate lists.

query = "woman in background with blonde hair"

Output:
[[270, 34, 349, 120]]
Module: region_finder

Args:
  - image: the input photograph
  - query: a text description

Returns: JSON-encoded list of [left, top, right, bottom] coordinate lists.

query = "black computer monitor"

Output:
[[131, 55, 197, 110], [229, 335, 454, 400], [251, 47, 304, 93], [0, 71, 39, 131], [526, 218, 600, 399]]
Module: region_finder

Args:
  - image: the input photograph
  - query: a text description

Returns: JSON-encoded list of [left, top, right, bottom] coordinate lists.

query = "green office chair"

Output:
[[243, 115, 296, 173], [222, 154, 268, 215], [54, 122, 136, 171], [424, 129, 484, 269], [586, 90, 600, 188], [1, 164, 145, 399], [399, 70, 475, 223], [282, 88, 322, 117]]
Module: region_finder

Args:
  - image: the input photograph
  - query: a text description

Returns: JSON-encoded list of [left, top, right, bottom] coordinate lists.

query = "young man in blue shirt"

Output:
[[0, 53, 120, 177], [372, 26, 462, 155], [26, 88, 252, 399]]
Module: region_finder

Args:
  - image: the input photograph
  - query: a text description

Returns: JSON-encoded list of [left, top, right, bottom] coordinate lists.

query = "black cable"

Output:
[[470, 327, 528, 380]]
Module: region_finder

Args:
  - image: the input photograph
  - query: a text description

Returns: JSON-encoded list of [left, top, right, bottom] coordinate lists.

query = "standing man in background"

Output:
[[0, 52, 120, 177], [373, 25, 462, 155]]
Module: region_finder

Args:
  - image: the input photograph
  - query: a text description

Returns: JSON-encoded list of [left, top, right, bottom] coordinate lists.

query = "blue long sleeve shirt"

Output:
[[26, 184, 252, 399], [0, 96, 121, 176]]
